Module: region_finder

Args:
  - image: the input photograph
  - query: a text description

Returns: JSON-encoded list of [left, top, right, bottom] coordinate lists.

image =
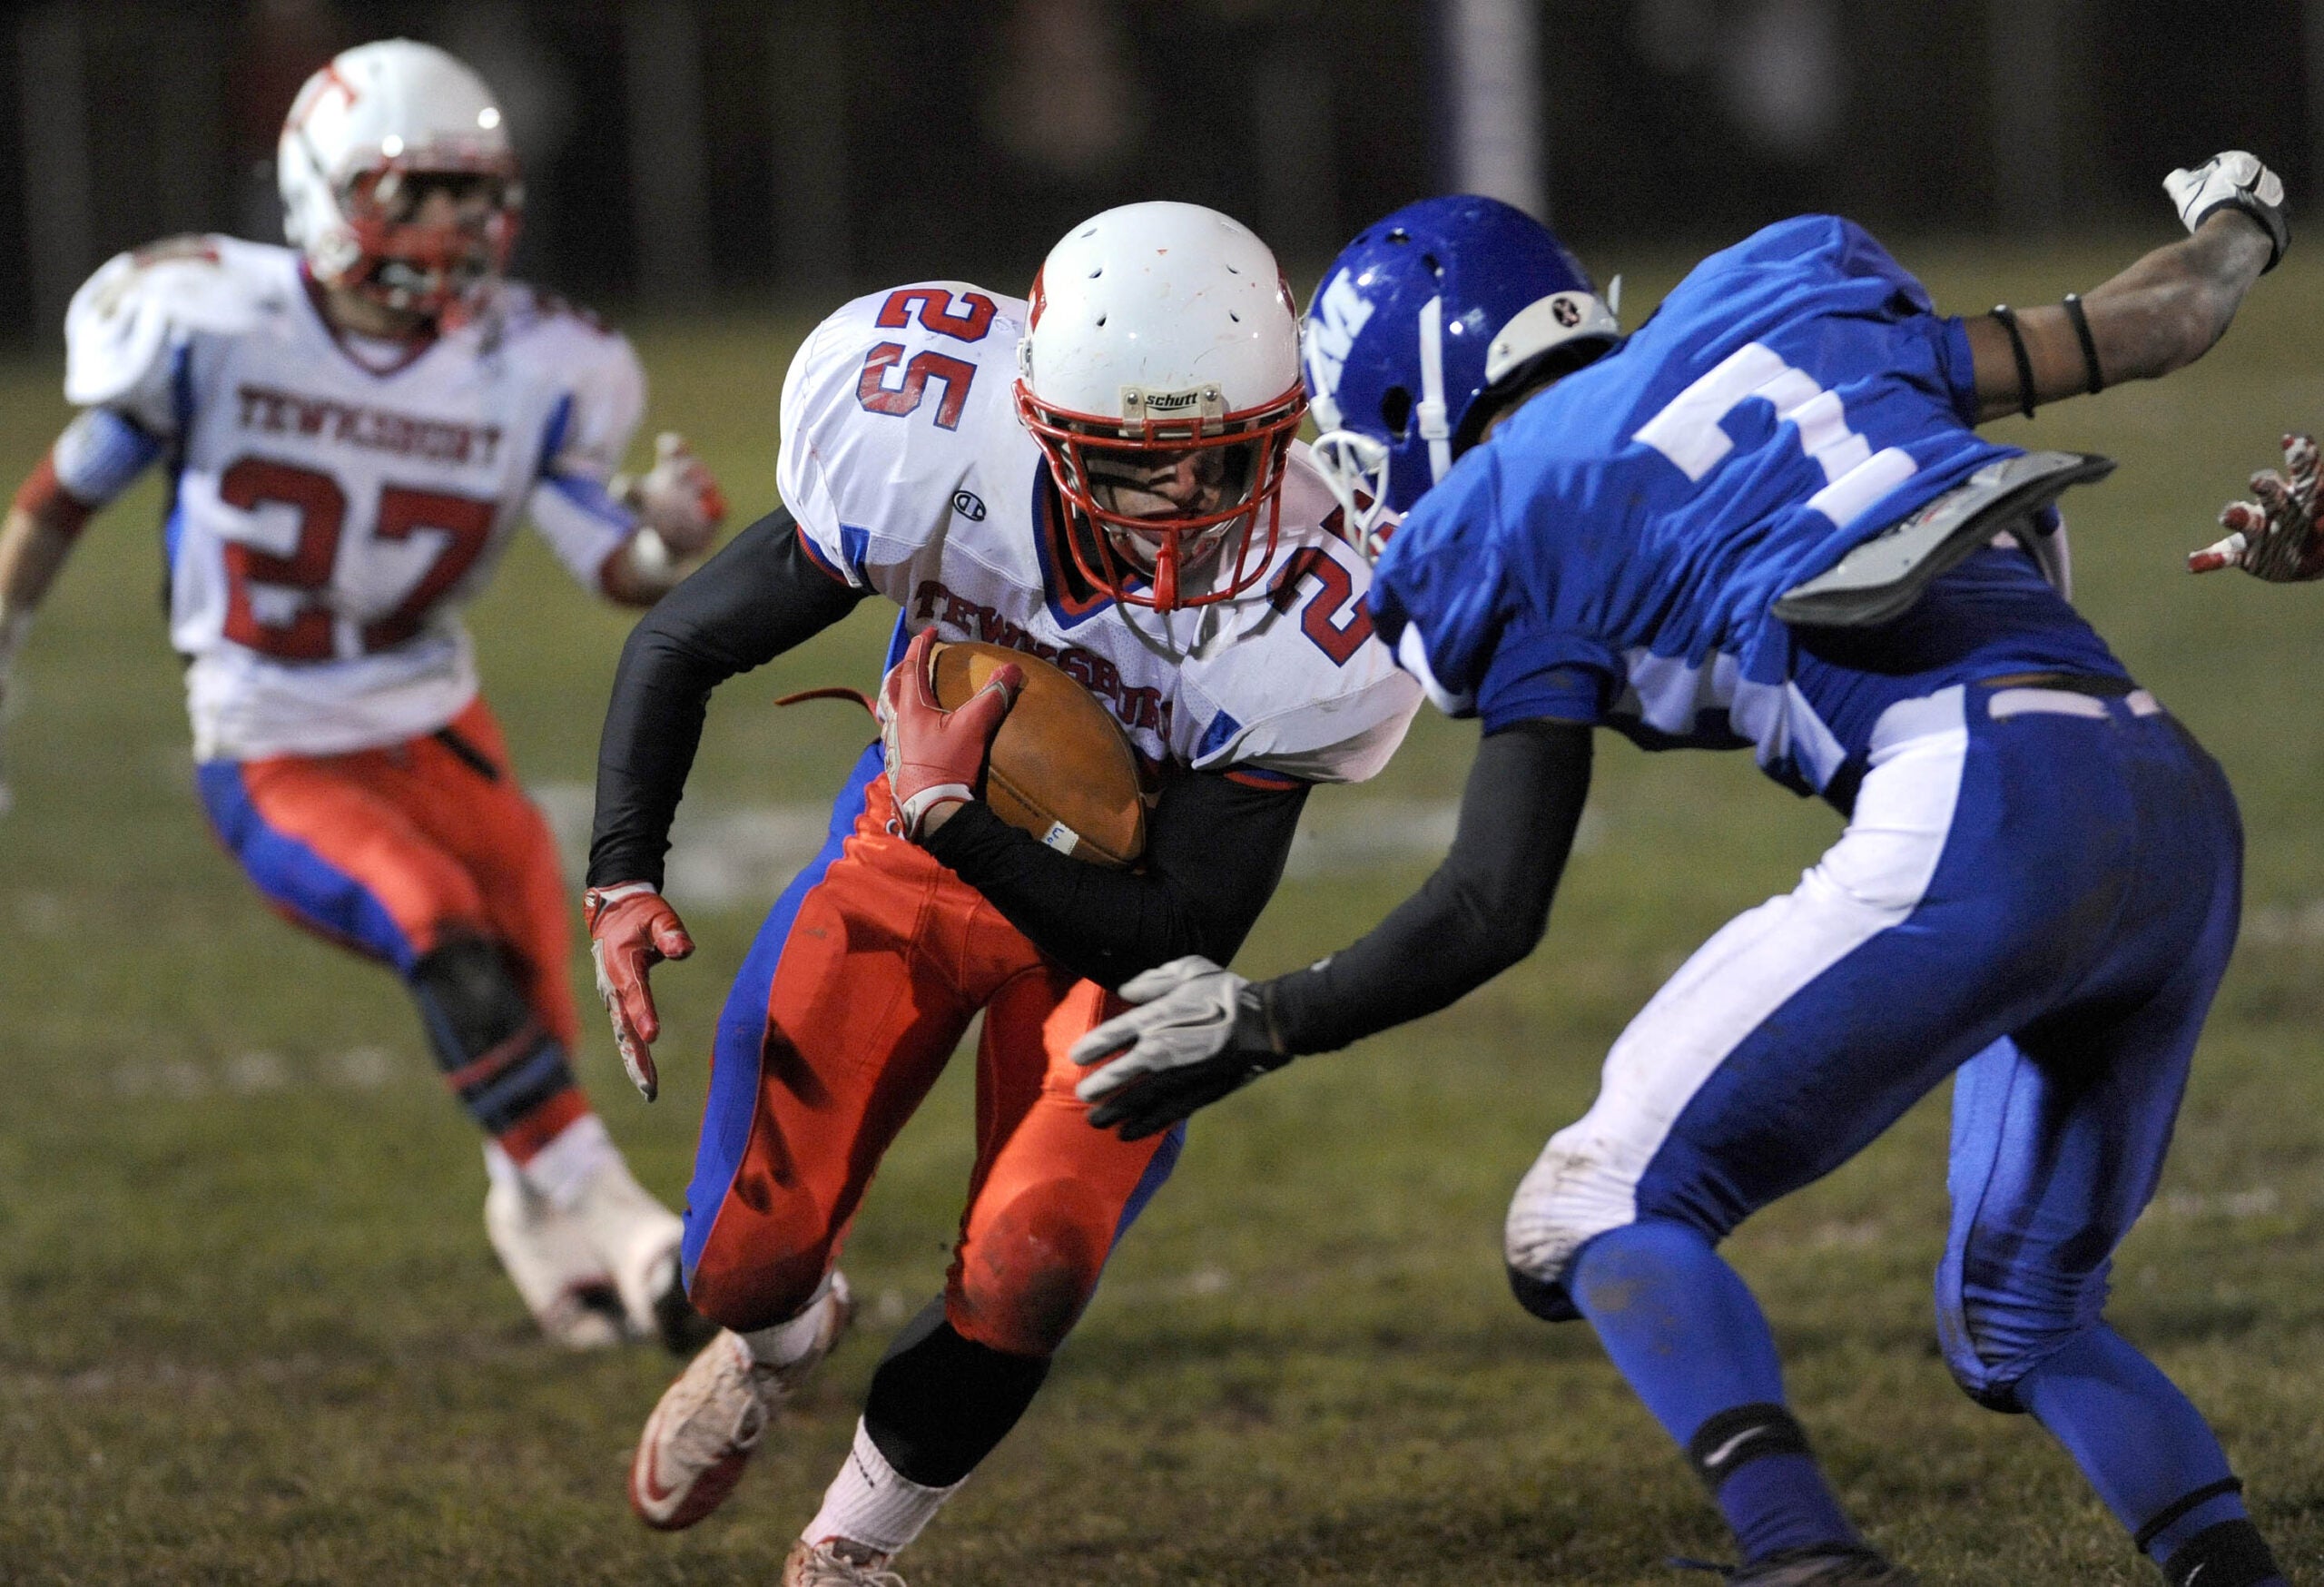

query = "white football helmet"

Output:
[[1016, 202, 1306, 610], [278, 39, 521, 319]]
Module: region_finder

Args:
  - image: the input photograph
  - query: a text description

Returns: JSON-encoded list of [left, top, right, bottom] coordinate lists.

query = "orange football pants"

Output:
[[681, 744, 1181, 1358], [195, 696, 588, 1156]]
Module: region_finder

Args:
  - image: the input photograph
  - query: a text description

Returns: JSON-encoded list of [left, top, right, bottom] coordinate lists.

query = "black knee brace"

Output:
[[862, 1296, 1051, 1488], [409, 939, 575, 1136]]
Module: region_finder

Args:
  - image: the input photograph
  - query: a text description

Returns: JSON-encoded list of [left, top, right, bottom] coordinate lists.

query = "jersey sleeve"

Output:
[[537, 319, 647, 485], [1934, 312, 1984, 427], [63, 235, 261, 435], [1369, 449, 1615, 730], [518, 305, 648, 587], [775, 284, 1023, 595], [775, 310, 870, 588]]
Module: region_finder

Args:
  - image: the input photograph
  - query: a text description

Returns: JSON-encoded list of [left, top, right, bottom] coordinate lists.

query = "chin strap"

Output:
[[1416, 294, 1454, 486]]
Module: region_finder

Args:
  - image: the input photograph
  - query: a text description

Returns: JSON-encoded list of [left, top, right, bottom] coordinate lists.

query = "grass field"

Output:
[[4, 238, 2324, 1585]]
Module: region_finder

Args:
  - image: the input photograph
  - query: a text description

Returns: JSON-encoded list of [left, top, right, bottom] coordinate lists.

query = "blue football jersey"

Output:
[[1369, 214, 2125, 803]]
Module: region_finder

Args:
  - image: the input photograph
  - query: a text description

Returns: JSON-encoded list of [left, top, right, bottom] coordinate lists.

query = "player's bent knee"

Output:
[[685, 1237, 837, 1335], [1502, 1136, 1633, 1307], [950, 1185, 1112, 1358], [1506, 1262, 1581, 1322], [1941, 1348, 2030, 1413], [1935, 1279, 2093, 1413], [410, 936, 536, 1060]]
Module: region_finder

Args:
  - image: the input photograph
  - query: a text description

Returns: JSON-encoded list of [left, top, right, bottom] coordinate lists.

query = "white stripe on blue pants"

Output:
[[1504, 682, 2241, 1406]]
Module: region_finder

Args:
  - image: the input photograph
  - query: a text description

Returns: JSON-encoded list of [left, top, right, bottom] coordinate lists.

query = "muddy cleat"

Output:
[[566, 1157, 716, 1353], [483, 1177, 627, 1349], [1675, 1544, 1919, 1585], [627, 1275, 855, 1530], [783, 1537, 909, 1587]]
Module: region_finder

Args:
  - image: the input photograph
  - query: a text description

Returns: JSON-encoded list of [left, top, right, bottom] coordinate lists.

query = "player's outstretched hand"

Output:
[[616, 431, 728, 557], [585, 882, 695, 1101], [877, 627, 1021, 842], [2191, 433, 2324, 580], [2164, 151, 2289, 270], [1070, 957, 1292, 1140]]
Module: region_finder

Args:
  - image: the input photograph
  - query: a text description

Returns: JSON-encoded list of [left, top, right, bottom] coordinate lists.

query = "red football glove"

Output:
[[584, 882, 694, 1101], [876, 627, 1021, 842], [2191, 433, 2324, 580]]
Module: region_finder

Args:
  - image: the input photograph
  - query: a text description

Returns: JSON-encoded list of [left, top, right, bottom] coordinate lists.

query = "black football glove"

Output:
[[1069, 957, 1293, 1140]]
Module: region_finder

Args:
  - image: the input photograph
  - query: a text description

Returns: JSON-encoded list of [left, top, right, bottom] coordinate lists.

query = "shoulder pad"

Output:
[[781, 282, 1024, 437], [497, 286, 645, 480], [1193, 525, 1424, 784], [491, 281, 619, 345], [64, 236, 281, 408], [778, 283, 1026, 566]]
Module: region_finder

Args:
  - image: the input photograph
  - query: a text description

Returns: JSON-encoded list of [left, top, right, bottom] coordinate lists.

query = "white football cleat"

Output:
[[482, 1177, 627, 1350], [783, 1537, 907, 1586], [566, 1156, 715, 1353], [628, 1275, 854, 1531]]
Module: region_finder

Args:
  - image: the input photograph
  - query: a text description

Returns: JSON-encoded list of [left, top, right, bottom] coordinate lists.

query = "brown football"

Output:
[[928, 639, 1146, 867]]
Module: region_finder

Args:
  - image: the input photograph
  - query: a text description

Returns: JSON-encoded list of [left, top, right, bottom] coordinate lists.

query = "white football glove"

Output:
[[1070, 956, 1291, 1139], [613, 432, 727, 560], [2164, 151, 2288, 271]]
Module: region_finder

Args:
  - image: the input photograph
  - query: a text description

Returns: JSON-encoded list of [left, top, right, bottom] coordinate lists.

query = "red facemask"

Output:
[[1015, 380, 1306, 611], [338, 162, 521, 320]]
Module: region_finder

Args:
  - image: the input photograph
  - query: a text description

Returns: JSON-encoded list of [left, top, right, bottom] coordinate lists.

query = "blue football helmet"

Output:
[[1302, 194, 1618, 557]]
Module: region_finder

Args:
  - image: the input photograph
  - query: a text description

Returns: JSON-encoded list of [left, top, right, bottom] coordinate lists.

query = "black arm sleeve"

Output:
[[920, 769, 1310, 991], [1265, 720, 1593, 1055], [587, 507, 865, 890]]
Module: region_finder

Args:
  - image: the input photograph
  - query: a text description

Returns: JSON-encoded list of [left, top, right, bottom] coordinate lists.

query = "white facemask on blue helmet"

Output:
[[1302, 194, 1618, 559]]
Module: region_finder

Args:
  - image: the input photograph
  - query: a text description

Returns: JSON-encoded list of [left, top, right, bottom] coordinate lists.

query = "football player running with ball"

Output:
[[587, 202, 1419, 1582], [1075, 157, 2293, 1585], [0, 41, 728, 1352]]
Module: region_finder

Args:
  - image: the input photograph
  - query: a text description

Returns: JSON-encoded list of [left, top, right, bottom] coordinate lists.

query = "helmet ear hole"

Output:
[[1379, 386, 1413, 438]]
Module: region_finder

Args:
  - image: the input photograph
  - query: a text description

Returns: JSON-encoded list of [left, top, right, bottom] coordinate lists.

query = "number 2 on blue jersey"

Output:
[[1633, 341, 1917, 527]]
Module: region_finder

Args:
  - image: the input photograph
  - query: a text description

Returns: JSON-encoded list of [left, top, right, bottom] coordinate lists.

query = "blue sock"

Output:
[[2014, 1325, 2273, 1572], [1571, 1220, 1860, 1562]]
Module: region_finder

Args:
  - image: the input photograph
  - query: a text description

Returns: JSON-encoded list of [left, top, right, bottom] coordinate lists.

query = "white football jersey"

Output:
[[778, 283, 1421, 784], [64, 235, 645, 760]]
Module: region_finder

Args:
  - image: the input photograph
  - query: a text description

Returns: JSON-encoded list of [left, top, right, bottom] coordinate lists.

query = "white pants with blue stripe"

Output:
[[1504, 683, 2241, 1405]]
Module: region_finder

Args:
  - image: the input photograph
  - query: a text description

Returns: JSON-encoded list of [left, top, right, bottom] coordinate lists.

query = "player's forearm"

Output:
[[922, 774, 1307, 990], [1968, 213, 2271, 422], [587, 508, 862, 888], [1264, 720, 1592, 1055], [2083, 213, 2270, 380], [0, 503, 80, 616]]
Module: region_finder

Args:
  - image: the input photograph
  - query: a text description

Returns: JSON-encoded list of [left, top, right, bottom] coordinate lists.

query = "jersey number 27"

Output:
[[218, 456, 496, 661]]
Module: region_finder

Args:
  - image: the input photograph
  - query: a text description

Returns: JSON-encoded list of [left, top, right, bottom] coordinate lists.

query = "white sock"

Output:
[[802, 1418, 962, 1558], [518, 1114, 619, 1210], [741, 1273, 837, 1368]]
